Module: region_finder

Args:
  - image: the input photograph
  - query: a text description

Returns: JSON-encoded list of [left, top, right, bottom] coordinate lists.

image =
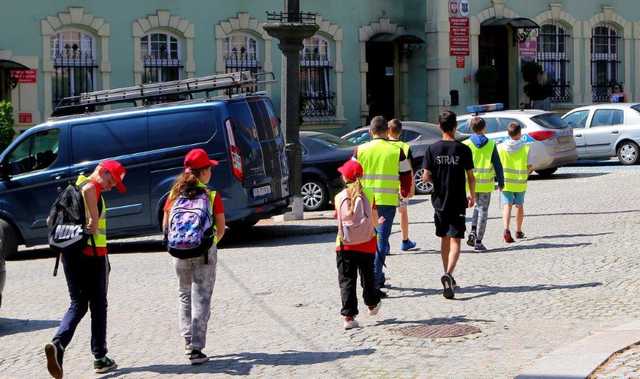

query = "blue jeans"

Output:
[[374, 205, 396, 289], [53, 251, 109, 359]]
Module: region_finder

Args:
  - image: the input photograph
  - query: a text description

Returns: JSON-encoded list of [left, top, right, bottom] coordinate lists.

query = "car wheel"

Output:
[[301, 180, 328, 211], [414, 168, 434, 195], [0, 220, 17, 260], [535, 167, 558, 178], [617, 141, 640, 165]]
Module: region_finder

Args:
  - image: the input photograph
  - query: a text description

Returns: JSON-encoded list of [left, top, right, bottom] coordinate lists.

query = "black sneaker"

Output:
[[45, 342, 64, 379], [441, 274, 455, 299], [516, 231, 526, 239], [377, 289, 388, 299], [94, 356, 117, 373], [466, 232, 476, 247], [449, 274, 459, 289], [189, 350, 209, 365]]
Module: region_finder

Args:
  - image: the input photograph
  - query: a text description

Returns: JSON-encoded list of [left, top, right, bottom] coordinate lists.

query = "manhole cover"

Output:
[[393, 323, 481, 339]]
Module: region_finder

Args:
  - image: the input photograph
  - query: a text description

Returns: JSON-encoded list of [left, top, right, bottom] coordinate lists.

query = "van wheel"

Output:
[[301, 180, 327, 212], [0, 220, 18, 260], [617, 141, 639, 165], [535, 168, 557, 178]]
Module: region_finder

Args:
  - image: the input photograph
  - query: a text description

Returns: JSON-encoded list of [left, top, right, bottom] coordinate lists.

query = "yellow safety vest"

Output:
[[76, 175, 107, 248], [498, 144, 530, 192], [357, 139, 401, 206], [463, 139, 496, 193]]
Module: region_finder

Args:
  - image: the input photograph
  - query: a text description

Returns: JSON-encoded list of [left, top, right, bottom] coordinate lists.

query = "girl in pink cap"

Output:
[[163, 148, 225, 365], [334, 160, 381, 330]]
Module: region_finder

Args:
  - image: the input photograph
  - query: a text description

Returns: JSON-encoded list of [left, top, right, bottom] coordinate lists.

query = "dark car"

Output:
[[300, 132, 355, 211], [0, 91, 289, 259], [341, 121, 442, 194]]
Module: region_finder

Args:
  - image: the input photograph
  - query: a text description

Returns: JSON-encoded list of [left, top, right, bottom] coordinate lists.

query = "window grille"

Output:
[[300, 37, 335, 120], [537, 24, 571, 103], [141, 33, 182, 84], [224, 34, 262, 93], [51, 31, 97, 108], [591, 25, 621, 102]]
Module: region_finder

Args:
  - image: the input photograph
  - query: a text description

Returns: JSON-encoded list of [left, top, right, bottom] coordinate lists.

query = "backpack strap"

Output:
[[336, 196, 351, 251]]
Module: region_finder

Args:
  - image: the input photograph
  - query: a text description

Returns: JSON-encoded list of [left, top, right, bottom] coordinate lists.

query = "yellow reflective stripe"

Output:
[[476, 178, 494, 184], [505, 178, 528, 184], [372, 188, 399, 194], [503, 168, 529, 175], [362, 174, 398, 180], [474, 168, 493, 173]]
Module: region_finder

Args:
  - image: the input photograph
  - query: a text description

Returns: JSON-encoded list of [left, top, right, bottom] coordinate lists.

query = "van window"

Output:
[[6, 129, 60, 176], [248, 101, 275, 141], [149, 109, 215, 150], [72, 117, 147, 162]]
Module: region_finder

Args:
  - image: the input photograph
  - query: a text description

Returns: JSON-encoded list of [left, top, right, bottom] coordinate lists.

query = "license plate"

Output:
[[253, 185, 272, 197]]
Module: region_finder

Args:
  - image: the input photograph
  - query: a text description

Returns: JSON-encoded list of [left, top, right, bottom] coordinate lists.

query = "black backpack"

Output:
[[47, 184, 99, 275]]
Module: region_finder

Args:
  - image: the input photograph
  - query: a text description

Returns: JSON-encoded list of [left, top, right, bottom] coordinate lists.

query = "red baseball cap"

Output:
[[184, 148, 219, 170], [99, 160, 126, 193], [337, 160, 364, 182]]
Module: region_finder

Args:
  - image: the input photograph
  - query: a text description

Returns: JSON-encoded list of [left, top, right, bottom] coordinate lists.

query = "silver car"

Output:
[[457, 109, 578, 176], [562, 103, 640, 164]]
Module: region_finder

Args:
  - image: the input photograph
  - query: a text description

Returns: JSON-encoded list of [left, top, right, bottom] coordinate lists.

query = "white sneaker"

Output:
[[343, 318, 359, 330], [368, 302, 382, 316]]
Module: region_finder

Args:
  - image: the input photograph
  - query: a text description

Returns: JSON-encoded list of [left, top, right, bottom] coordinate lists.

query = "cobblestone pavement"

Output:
[[591, 343, 640, 378], [1, 164, 640, 378]]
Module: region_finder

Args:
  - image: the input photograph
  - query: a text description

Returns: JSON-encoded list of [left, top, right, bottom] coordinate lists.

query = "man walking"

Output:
[[355, 116, 412, 297], [422, 111, 475, 299], [464, 117, 504, 251]]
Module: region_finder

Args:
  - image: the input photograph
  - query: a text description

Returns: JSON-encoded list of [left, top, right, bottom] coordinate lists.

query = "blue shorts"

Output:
[[501, 191, 525, 205]]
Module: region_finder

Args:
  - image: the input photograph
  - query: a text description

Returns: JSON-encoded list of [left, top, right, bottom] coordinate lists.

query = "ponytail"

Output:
[[168, 167, 207, 203], [345, 179, 363, 215]]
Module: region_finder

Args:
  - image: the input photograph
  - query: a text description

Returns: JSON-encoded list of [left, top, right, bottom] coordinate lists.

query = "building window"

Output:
[[537, 24, 571, 103], [51, 31, 97, 108], [141, 32, 182, 83], [224, 34, 261, 74], [300, 36, 335, 120], [591, 25, 621, 103]]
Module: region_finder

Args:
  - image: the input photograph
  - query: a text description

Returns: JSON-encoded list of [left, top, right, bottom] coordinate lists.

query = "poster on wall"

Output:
[[10, 69, 37, 83], [449, 17, 470, 56], [518, 30, 538, 61]]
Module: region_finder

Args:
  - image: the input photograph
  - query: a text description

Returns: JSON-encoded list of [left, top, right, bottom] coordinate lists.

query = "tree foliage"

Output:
[[0, 101, 15, 152]]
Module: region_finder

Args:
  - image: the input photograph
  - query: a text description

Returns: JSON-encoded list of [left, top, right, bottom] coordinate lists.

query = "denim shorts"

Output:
[[501, 191, 525, 205]]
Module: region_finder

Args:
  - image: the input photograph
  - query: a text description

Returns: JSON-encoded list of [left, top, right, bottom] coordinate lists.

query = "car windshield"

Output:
[[631, 104, 640, 114], [311, 133, 356, 149], [530, 113, 569, 129]]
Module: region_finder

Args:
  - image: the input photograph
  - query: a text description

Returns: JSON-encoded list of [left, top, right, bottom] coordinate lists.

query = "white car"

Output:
[[457, 105, 578, 176], [562, 103, 640, 164]]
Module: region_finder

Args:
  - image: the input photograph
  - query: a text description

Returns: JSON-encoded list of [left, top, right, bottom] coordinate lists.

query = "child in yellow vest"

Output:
[[498, 123, 533, 243]]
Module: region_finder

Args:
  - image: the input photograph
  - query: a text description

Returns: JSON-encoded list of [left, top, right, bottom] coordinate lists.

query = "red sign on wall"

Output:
[[449, 17, 470, 56], [456, 56, 465, 68], [10, 69, 37, 83], [18, 113, 33, 124]]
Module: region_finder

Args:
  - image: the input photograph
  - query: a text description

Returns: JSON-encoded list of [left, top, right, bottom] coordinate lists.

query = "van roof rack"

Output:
[[52, 71, 272, 117]]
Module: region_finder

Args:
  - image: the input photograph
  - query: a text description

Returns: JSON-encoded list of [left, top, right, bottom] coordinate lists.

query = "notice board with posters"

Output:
[[449, 17, 470, 56]]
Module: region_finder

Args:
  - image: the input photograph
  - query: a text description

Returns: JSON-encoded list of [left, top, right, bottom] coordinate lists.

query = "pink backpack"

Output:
[[336, 189, 375, 246]]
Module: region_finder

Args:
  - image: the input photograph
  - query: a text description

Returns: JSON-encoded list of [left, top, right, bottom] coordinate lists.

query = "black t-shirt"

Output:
[[423, 140, 474, 213]]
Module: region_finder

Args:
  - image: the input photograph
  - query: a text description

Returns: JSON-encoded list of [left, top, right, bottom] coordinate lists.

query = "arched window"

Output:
[[537, 24, 570, 103], [50, 31, 97, 107], [224, 34, 260, 73], [141, 32, 182, 83], [300, 36, 335, 119], [591, 25, 621, 102]]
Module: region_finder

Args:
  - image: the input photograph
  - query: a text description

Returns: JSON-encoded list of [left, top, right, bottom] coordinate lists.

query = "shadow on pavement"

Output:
[[475, 241, 592, 254], [97, 348, 375, 377], [387, 282, 601, 301], [529, 172, 609, 181], [375, 315, 494, 327], [524, 232, 612, 241], [0, 318, 59, 337]]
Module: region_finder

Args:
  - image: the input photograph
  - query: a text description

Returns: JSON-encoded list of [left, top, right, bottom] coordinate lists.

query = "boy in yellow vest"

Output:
[[388, 119, 417, 251], [498, 122, 532, 243], [464, 117, 504, 252]]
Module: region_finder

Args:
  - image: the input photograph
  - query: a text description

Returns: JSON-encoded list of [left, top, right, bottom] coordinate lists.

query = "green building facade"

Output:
[[2, 0, 640, 134]]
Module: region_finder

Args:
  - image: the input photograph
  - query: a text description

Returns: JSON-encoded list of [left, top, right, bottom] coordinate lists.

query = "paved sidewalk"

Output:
[[1, 168, 640, 378]]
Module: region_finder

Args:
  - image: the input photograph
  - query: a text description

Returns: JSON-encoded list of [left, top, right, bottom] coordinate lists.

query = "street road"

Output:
[[1, 161, 639, 378]]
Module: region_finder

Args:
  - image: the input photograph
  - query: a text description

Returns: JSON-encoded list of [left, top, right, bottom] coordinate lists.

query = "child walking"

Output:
[[388, 119, 418, 251], [163, 149, 226, 364], [422, 111, 475, 299], [335, 160, 381, 330], [45, 160, 127, 378], [464, 117, 504, 251], [498, 122, 532, 243]]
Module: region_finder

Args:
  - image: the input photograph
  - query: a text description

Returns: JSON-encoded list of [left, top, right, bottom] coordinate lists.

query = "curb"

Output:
[[516, 320, 640, 379]]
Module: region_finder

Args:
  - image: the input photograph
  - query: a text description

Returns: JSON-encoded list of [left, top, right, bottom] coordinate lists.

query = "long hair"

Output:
[[168, 167, 207, 202], [345, 178, 364, 215]]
